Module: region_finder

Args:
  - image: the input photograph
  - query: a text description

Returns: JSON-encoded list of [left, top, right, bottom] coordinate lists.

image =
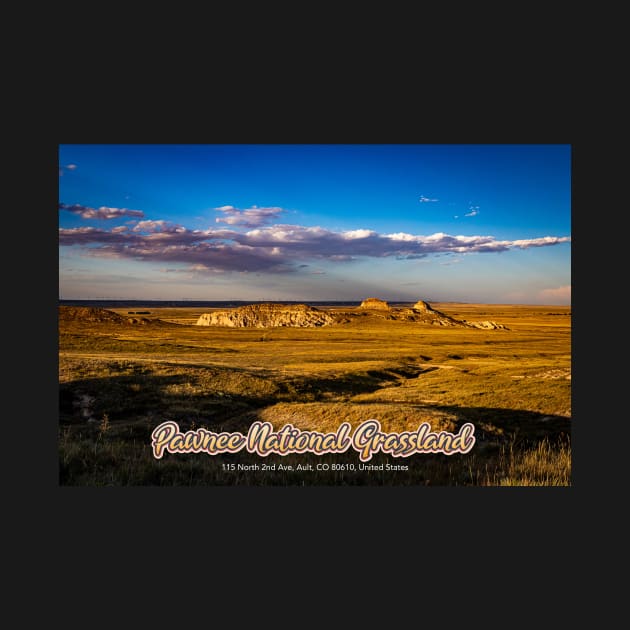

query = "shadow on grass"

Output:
[[59, 371, 275, 433], [432, 404, 570, 444], [345, 399, 570, 443], [277, 364, 435, 399], [58, 368, 570, 486]]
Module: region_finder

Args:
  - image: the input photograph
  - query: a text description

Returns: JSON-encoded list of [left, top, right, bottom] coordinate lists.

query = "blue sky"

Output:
[[59, 144, 571, 303]]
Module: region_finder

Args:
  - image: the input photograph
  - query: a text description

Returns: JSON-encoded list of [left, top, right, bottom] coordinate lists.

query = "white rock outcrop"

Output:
[[196, 303, 334, 328]]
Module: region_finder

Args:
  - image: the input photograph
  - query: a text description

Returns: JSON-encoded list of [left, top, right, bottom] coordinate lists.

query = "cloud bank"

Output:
[[59, 203, 145, 220], [59, 211, 571, 274]]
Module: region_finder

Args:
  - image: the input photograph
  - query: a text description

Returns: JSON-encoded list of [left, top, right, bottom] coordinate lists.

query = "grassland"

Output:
[[59, 303, 571, 486]]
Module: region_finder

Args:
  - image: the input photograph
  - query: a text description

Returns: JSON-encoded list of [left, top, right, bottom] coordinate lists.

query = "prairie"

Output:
[[58, 303, 571, 486]]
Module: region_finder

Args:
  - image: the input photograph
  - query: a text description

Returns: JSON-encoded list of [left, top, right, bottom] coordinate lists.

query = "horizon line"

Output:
[[58, 298, 571, 307]]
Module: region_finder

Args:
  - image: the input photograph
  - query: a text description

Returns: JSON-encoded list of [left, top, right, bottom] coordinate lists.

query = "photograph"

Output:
[[58, 144, 571, 486]]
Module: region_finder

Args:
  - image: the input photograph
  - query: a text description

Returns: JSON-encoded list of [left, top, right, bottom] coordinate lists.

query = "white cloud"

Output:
[[59, 164, 78, 176], [59, 203, 144, 219], [343, 229, 377, 239], [464, 205, 480, 217], [419, 195, 439, 203], [215, 205, 284, 228], [132, 220, 168, 232], [504, 236, 571, 249]]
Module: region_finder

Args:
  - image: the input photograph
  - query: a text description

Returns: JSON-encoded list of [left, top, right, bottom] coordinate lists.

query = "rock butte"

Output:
[[359, 299, 510, 330], [194, 299, 509, 330], [404, 300, 465, 327], [196, 303, 334, 328], [413, 300, 434, 312], [359, 298, 390, 310]]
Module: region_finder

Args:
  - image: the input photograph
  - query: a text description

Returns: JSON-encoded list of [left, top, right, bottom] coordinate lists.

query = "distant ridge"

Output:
[[59, 306, 129, 323], [59, 299, 364, 309], [58, 306, 168, 326]]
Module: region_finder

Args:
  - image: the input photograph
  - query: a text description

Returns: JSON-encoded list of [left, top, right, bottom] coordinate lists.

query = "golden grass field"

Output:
[[58, 303, 571, 485]]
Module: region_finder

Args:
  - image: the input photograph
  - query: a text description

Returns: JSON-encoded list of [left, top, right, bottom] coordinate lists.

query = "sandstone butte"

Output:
[[194, 299, 509, 330], [359, 298, 390, 310], [196, 303, 334, 328], [412, 300, 434, 312]]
